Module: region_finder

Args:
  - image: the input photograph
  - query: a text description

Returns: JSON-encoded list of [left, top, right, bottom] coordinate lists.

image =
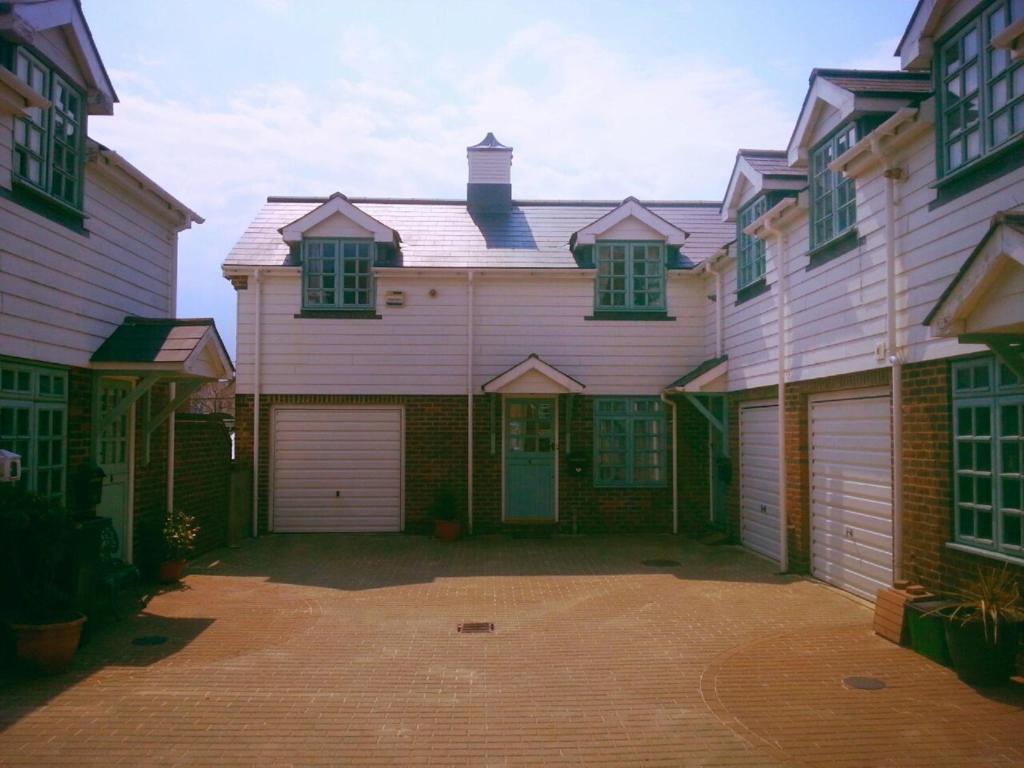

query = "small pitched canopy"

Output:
[[720, 150, 807, 223], [91, 317, 234, 381], [665, 355, 728, 394], [571, 197, 688, 249], [0, 0, 117, 114], [279, 192, 400, 245], [482, 354, 584, 394], [786, 69, 932, 166]]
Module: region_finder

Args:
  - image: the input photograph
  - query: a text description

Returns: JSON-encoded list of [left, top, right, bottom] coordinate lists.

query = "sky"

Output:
[[83, 0, 918, 356]]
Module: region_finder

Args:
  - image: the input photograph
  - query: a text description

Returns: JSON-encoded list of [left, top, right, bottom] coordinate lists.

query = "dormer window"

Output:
[[595, 241, 665, 312], [302, 239, 374, 310], [6, 45, 84, 211], [810, 124, 857, 249], [737, 196, 769, 290]]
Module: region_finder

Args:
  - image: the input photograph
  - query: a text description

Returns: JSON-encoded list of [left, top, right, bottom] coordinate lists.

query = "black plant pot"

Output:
[[943, 617, 1021, 685]]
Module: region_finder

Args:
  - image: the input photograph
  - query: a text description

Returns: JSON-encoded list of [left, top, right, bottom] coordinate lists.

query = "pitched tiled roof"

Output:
[[812, 69, 932, 98], [91, 317, 229, 366], [224, 198, 736, 269], [669, 355, 728, 389], [738, 149, 806, 179]]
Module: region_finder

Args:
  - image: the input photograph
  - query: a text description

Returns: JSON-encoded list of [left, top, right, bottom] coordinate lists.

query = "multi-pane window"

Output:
[[0, 361, 67, 500], [302, 239, 374, 309], [952, 356, 1024, 559], [737, 196, 769, 290], [937, 0, 1024, 176], [594, 397, 669, 486], [595, 242, 666, 312], [7, 46, 84, 209], [810, 124, 858, 249]]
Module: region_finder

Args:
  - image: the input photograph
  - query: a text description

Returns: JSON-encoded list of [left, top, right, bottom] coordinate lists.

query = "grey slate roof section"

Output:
[[92, 317, 231, 368], [225, 199, 736, 269], [739, 149, 806, 178]]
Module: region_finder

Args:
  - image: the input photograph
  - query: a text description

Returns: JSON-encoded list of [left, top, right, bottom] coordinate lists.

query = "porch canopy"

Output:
[[924, 212, 1024, 378], [663, 355, 730, 451], [481, 354, 584, 395], [90, 317, 234, 449]]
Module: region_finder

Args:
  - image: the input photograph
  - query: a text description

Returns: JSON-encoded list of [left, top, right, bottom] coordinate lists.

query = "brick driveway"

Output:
[[1, 534, 1022, 767]]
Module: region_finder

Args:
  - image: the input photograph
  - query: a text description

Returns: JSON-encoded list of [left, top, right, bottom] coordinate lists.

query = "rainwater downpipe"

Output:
[[466, 270, 475, 535], [704, 260, 725, 521], [871, 135, 905, 581], [252, 268, 263, 539], [659, 391, 679, 535], [764, 218, 789, 573]]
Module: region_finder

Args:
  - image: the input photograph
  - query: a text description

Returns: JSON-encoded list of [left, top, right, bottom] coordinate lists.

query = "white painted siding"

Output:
[[600, 218, 663, 241], [467, 152, 512, 185], [235, 271, 709, 396]]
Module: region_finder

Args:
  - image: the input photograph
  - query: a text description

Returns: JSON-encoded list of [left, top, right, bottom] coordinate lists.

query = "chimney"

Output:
[[467, 132, 513, 213]]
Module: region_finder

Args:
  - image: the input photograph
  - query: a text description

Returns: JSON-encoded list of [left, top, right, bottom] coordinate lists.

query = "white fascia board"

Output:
[[574, 199, 688, 246], [280, 195, 398, 244], [721, 157, 762, 222], [787, 78, 855, 167], [482, 355, 585, 394], [183, 330, 234, 380]]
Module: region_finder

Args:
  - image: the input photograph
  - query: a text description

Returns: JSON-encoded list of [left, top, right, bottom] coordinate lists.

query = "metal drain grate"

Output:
[[458, 622, 494, 634], [131, 635, 168, 646], [842, 676, 886, 690], [642, 559, 681, 567]]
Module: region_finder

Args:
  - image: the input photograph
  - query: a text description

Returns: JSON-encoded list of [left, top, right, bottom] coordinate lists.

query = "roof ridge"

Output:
[[265, 196, 723, 208]]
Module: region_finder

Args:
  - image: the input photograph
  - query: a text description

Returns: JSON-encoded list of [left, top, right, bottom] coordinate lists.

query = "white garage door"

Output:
[[810, 391, 893, 601], [272, 407, 403, 532], [739, 402, 781, 562]]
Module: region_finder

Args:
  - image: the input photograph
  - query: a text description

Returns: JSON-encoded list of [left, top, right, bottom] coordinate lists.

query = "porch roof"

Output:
[[91, 317, 234, 380], [482, 354, 584, 394]]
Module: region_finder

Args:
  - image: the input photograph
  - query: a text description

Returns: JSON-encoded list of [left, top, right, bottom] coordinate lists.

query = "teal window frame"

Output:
[[301, 238, 375, 310], [737, 196, 769, 290], [0, 360, 68, 500], [593, 397, 669, 487], [810, 123, 858, 250], [594, 241, 666, 312], [935, 0, 1024, 179], [952, 356, 1024, 560], [4, 44, 85, 212]]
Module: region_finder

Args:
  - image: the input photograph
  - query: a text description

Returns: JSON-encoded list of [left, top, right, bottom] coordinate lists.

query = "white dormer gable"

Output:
[[787, 78, 857, 167], [280, 192, 399, 245], [572, 197, 688, 248], [482, 354, 585, 394], [0, 0, 117, 114]]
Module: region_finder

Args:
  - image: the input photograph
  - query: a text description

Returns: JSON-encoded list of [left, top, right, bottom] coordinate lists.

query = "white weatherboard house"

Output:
[[0, 0, 232, 561], [226, 0, 1024, 602]]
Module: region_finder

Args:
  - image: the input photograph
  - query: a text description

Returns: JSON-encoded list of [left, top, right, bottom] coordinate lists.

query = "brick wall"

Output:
[[174, 414, 231, 555], [132, 383, 170, 561]]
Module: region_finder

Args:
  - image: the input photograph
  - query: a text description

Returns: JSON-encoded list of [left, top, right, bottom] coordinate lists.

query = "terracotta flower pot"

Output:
[[10, 613, 86, 674], [434, 519, 461, 542], [158, 559, 187, 583]]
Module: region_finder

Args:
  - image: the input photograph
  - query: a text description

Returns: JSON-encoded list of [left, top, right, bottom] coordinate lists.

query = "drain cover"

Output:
[[458, 622, 494, 634], [842, 676, 886, 690], [131, 635, 168, 646], [642, 559, 681, 567]]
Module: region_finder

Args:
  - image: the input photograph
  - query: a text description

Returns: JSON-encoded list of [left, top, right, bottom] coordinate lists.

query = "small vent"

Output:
[[458, 622, 494, 634], [842, 676, 886, 690], [131, 635, 168, 646], [642, 559, 681, 568]]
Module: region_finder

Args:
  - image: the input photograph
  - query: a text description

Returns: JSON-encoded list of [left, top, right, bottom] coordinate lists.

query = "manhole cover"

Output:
[[642, 559, 681, 567], [131, 635, 168, 646], [842, 676, 886, 690], [458, 622, 494, 634]]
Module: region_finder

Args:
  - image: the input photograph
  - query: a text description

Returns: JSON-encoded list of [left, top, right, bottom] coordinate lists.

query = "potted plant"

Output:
[[0, 484, 85, 674], [430, 487, 461, 542], [157, 508, 199, 583], [940, 566, 1024, 685]]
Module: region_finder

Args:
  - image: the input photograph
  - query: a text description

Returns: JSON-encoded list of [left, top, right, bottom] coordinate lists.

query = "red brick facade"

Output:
[[174, 414, 232, 555]]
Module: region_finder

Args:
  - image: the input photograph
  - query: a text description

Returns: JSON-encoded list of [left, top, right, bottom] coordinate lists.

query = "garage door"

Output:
[[272, 407, 403, 532], [739, 402, 781, 561], [810, 392, 892, 601]]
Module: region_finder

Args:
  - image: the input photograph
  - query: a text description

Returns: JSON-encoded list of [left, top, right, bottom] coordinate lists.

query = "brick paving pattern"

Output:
[[2, 534, 1022, 766]]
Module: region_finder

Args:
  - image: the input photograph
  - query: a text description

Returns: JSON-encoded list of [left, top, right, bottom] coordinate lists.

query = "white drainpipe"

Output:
[[659, 391, 679, 535], [466, 270, 475, 535], [764, 219, 789, 573], [706, 261, 724, 358], [252, 268, 263, 538]]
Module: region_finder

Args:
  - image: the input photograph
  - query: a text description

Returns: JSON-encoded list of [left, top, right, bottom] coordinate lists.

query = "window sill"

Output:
[[294, 309, 381, 319], [735, 278, 770, 306], [805, 228, 861, 270], [1, 183, 87, 235], [930, 135, 1024, 210], [585, 311, 675, 321], [945, 541, 1024, 567]]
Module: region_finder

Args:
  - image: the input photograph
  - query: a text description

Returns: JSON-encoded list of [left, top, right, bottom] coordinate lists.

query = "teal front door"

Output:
[[95, 379, 132, 559], [505, 398, 556, 522]]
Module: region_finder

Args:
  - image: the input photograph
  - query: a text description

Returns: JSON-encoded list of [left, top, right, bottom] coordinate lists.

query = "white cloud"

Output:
[[89, 20, 797, 353], [841, 36, 902, 71]]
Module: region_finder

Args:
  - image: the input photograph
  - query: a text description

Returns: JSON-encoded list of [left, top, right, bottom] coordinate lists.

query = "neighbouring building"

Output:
[[225, 0, 1023, 601], [0, 0, 233, 562]]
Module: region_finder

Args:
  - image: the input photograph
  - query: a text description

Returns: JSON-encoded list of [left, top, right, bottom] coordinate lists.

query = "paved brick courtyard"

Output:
[[1, 534, 1022, 767]]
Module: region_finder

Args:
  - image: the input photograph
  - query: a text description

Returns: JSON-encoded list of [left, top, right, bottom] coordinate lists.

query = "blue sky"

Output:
[[84, 0, 917, 355]]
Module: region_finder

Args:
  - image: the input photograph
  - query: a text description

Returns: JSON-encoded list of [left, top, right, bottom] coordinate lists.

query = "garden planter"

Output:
[[944, 617, 1021, 685], [906, 599, 953, 667], [434, 519, 461, 542], [158, 559, 187, 583], [10, 613, 86, 674]]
